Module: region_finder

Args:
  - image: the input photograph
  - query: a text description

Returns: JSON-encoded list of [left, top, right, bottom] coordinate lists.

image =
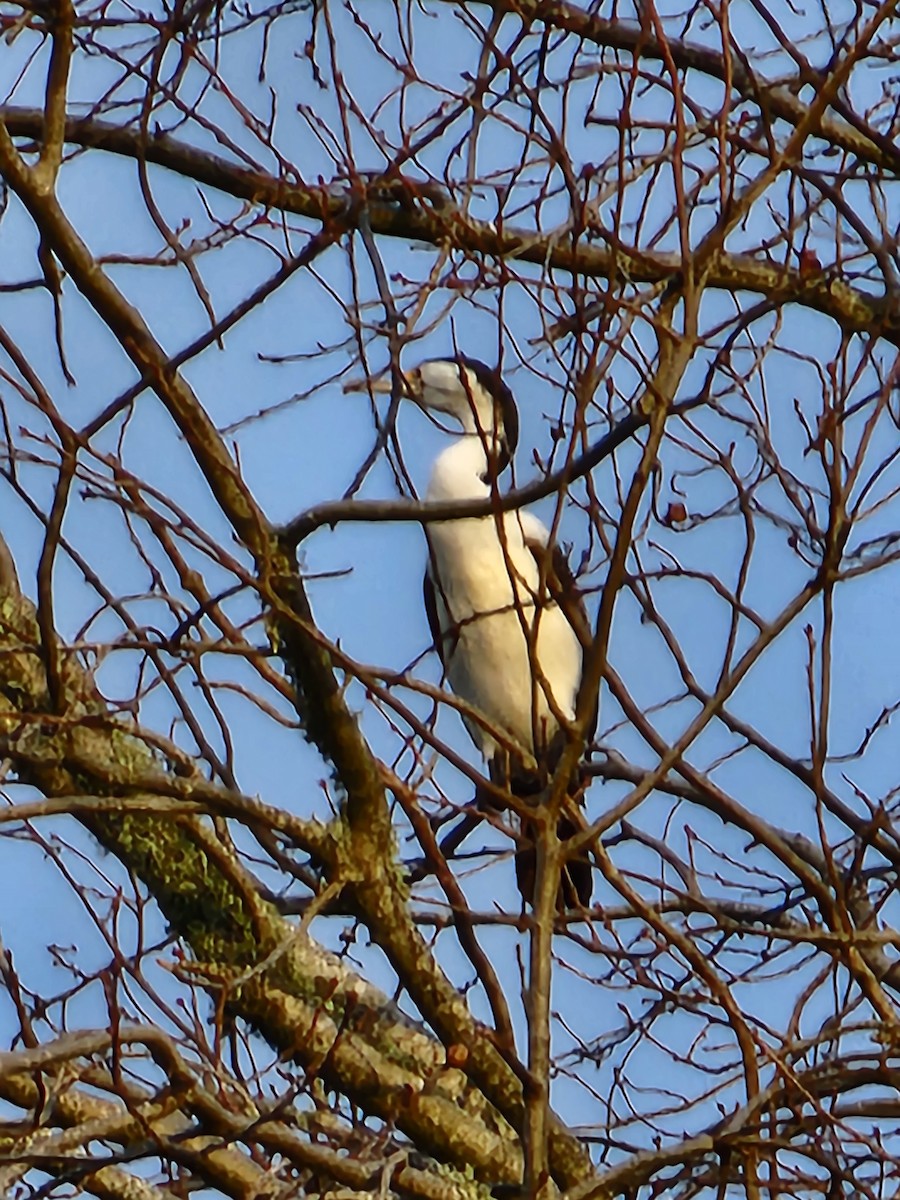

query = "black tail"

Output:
[[439, 756, 594, 912], [502, 760, 592, 912], [514, 811, 592, 912]]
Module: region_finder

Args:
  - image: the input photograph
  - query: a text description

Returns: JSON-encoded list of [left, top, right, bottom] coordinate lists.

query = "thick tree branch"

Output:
[[0, 115, 594, 1190], [0, 551, 525, 1189], [1, 107, 897, 346], [490, 0, 900, 175]]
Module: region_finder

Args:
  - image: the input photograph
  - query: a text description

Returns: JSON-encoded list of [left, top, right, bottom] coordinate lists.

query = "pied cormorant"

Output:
[[363, 357, 594, 909]]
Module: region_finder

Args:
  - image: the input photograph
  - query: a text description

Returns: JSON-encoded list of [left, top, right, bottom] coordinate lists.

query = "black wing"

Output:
[[422, 564, 447, 670]]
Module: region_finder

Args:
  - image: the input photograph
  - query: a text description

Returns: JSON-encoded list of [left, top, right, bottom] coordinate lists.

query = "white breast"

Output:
[[427, 509, 582, 763], [423, 434, 583, 762]]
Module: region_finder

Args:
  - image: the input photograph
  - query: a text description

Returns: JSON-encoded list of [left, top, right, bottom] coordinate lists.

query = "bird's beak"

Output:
[[343, 373, 406, 396]]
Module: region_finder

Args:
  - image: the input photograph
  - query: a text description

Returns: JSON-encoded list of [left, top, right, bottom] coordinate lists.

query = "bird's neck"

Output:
[[426, 434, 497, 502]]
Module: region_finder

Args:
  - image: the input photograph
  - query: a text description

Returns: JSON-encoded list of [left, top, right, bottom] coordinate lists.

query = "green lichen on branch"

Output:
[[0, 564, 523, 1187]]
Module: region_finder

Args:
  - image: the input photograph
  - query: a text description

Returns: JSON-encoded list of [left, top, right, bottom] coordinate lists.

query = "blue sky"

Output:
[[2, 0, 900, 1175]]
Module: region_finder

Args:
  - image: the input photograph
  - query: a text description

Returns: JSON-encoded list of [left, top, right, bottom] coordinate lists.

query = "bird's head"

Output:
[[349, 356, 519, 472]]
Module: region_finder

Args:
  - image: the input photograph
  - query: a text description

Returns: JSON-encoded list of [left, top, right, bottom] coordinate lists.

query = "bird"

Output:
[[355, 356, 595, 909]]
